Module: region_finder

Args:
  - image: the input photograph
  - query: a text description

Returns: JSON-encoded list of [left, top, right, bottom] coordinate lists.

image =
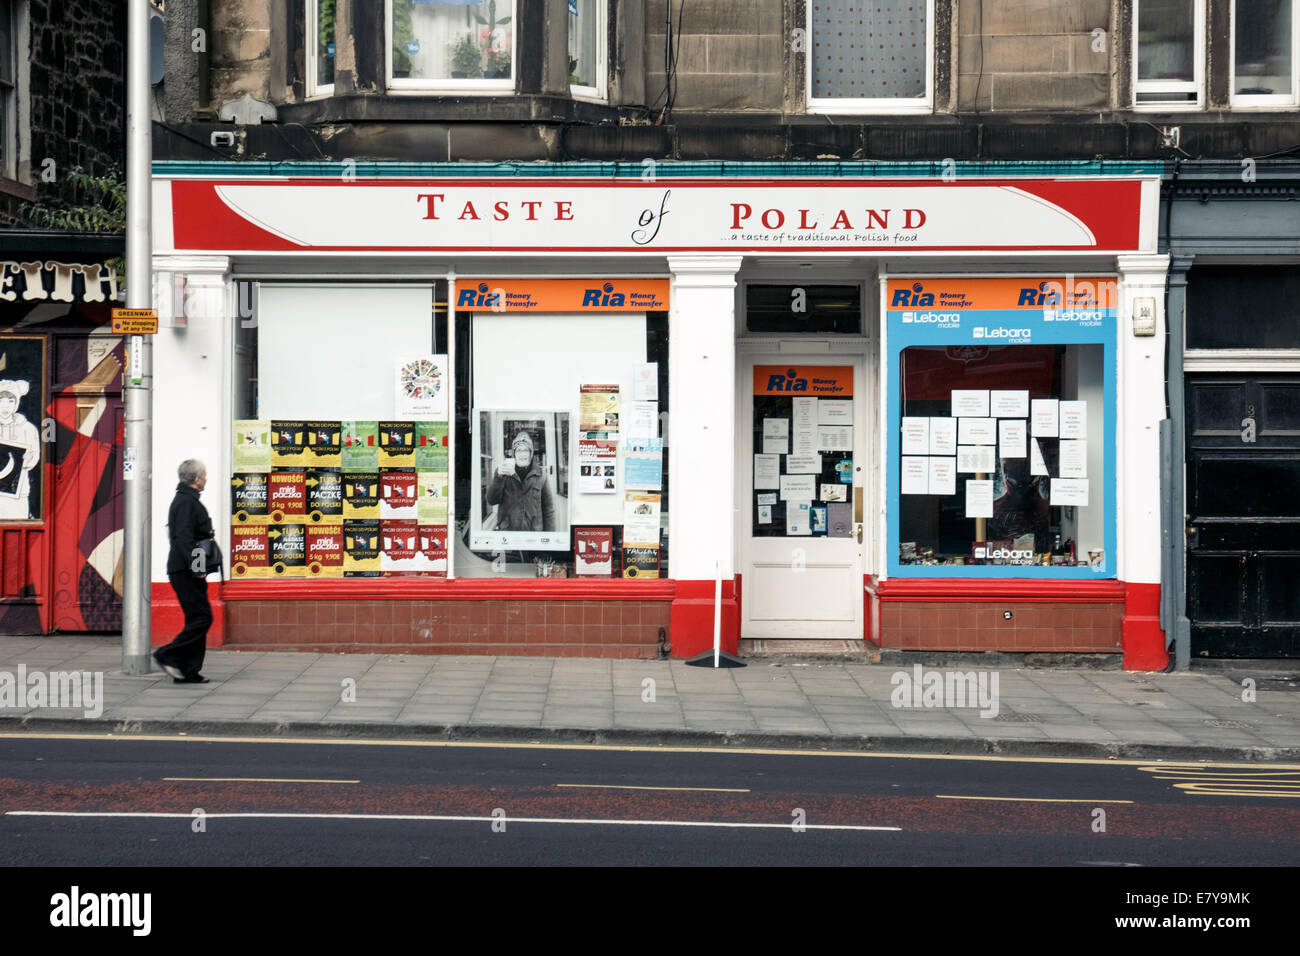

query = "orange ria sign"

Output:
[[754, 365, 854, 396], [457, 279, 669, 312]]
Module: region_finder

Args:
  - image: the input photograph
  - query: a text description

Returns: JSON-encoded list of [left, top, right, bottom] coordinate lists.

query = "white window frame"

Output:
[[569, 0, 607, 102], [1230, 0, 1300, 108], [306, 0, 334, 99], [805, 0, 934, 115], [385, 0, 517, 94], [1133, 0, 1205, 110]]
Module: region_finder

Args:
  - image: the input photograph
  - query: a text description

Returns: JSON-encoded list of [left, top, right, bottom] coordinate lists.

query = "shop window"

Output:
[[453, 284, 669, 580], [568, 0, 606, 98], [807, 0, 933, 112], [1231, 0, 1299, 107], [746, 284, 862, 335], [388, 0, 515, 91], [1134, 0, 1204, 107], [0, 0, 16, 180], [1186, 267, 1300, 350], [307, 0, 336, 96], [886, 278, 1116, 579]]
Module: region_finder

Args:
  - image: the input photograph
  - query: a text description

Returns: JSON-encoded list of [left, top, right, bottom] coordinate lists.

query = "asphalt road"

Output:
[[1, 732, 1298, 866]]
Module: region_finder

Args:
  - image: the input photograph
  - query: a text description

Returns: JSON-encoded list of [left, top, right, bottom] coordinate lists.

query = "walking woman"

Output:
[[154, 459, 215, 684]]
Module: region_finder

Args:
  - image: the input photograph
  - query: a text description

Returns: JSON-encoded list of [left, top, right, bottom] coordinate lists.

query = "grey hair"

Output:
[[178, 459, 207, 484]]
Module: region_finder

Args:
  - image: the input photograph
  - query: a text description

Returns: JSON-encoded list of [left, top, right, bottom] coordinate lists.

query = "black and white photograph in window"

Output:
[[471, 409, 570, 552]]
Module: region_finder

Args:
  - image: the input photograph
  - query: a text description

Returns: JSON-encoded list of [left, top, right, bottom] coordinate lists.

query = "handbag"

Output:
[[195, 537, 223, 579]]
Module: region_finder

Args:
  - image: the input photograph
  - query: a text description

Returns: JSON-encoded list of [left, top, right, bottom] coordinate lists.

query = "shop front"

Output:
[[151, 162, 1168, 667]]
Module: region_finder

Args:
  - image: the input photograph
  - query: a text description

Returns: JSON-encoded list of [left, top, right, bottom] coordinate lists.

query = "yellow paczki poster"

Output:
[[270, 421, 308, 468], [377, 421, 417, 467], [267, 521, 306, 579]]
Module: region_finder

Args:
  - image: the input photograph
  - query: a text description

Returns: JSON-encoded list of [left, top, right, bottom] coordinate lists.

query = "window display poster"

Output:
[[901, 456, 928, 495], [342, 471, 380, 519], [579, 384, 621, 434], [342, 518, 381, 577], [811, 505, 828, 533], [965, 479, 994, 519], [418, 526, 448, 575], [305, 524, 345, 578], [836, 459, 853, 483], [380, 518, 421, 575], [901, 417, 929, 455], [818, 426, 852, 452], [473, 410, 570, 552], [304, 421, 342, 468], [763, 417, 789, 455], [1059, 439, 1087, 479], [623, 545, 660, 579], [233, 420, 271, 473], [951, 390, 990, 418], [1031, 399, 1059, 437], [989, 390, 1030, 418], [380, 467, 418, 520], [268, 470, 307, 523], [342, 421, 379, 470], [306, 469, 344, 524], [827, 501, 852, 537], [957, 417, 997, 446], [0, 335, 45, 521], [633, 362, 658, 401], [792, 397, 818, 454], [786, 500, 812, 535], [415, 422, 449, 470], [999, 420, 1027, 459], [231, 473, 270, 525], [624, 438, 663, 490], [623, 492, 661, 546], [820, 484, 847, 502], [395, 355, 449, 420], [377, 421, 417, 467], [1059, 400, 1087, 439], [757, 504, 772, 524], [230, 526, 269, 579], [929, 417, 957, 455], [1050, 478, 1090, 507], [268, 521, 307, 579], [818, 400, 852, 425], [956, 445, 996, 474], [626, 400, 658, 440], [754, 454, 780, 489], [417, 470, 449, 523], [270, 421, 307, 468], [928, 457, 957, 495], [574, 527, 614, 577], [780, 474, 816, 501], [578, 438, 618, 493]]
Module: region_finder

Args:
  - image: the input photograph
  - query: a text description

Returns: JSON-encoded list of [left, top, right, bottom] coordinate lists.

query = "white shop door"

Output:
[[741, 356, 866, 639]]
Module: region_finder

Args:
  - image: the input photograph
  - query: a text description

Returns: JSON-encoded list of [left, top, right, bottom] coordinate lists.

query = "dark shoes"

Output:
[[153, 650, 184, 680], [173, 674, 209, 684]]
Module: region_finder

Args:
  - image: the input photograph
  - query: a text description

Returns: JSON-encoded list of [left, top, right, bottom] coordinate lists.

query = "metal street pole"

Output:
[[122, 0, 153, 674]]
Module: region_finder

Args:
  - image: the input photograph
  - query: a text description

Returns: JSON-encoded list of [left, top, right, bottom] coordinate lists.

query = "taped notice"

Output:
[[123, 446, 136, 480]]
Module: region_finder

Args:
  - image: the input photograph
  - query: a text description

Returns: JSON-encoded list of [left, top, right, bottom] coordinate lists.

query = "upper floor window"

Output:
[[0, 0, 15, 179], [807, 0, 934, 113], [387, 0, 515, 92], [307, 0, 335, 97], [568, 0, 606, 99], [1134, 0, 1204, 108], [1231, 0, 1299, 107]]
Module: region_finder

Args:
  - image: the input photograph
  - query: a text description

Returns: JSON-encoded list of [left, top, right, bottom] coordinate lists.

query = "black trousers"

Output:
[[159, 572, 213, 677]]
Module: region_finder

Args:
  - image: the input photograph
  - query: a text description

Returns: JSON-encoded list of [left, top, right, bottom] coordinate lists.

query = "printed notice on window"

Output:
[[958, 417, 997, 446], [1030, 438, 1049, 476], [1059, 400, 1087, 439], [1050, 478, 1089, 507], [786, 454, 823, 474], [1031, 399, 1059, 437], [957, 445, 996, 473], [1058, 439, 1087, 478], [762, 418, 789, 455], [928, 457, 957, 495], [780, 474, 816, 501], [818, 400, 852, 425], [989, 390, 1030, 418], [999, 420, 1027, 459], [818, 426, 852, 452], [965, 479, 994, 518], [901, 417, 930, 455], [792, 398, 818, 455], [754, 454, 780, 489], [901, 456, 929, 495], [929, 417, 957, 455], [952, 390, 990, 418], [786, 500, 812, 535]]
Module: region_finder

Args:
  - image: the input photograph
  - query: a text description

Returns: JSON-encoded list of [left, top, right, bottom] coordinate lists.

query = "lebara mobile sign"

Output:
[[157, 177, 1153, 254], [457, 279, 669, 312]]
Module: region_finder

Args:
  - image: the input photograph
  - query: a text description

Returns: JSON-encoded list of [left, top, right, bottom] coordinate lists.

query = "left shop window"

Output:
[[388, 0, 515, 90], [230, 283, 450, 580]]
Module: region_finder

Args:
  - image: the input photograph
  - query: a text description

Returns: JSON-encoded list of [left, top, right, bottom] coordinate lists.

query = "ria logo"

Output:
[[582, 282, 627, 307], [891, 281, 934, 307], [456, 282, 501, 308]]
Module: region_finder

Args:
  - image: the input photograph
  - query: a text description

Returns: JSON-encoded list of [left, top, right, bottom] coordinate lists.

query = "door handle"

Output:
[[855, 523, 863, 544]]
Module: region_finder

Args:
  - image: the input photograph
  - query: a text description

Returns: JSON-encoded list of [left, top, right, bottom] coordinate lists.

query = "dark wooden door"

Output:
[[1186, 376, 1300, 658]]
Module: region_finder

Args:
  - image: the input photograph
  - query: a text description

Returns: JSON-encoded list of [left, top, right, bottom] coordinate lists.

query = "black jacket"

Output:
[[167, 482, 214, 575]]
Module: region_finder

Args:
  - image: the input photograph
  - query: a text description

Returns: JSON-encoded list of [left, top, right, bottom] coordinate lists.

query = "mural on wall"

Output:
[[0, 337, 46, 522]]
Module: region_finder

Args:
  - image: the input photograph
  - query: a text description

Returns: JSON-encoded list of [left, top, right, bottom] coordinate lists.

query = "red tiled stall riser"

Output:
[[878, 601, 1123, 652], [223, 600, 669, 659]]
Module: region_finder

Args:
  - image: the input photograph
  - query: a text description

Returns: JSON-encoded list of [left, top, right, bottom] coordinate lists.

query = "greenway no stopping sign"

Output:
[[111, 308, 158, 334]]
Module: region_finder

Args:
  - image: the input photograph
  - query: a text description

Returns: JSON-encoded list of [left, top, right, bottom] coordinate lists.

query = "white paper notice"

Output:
[[1059, 400, 1087, 439], [818, 400, 853, 425], [787, 500, 812, 535], [757, 505, 772, 525], [989, 390, 1030, 418], [792, 398, 818, 455], [965, 479, 994, 518], [756, 493, 777, 506], [952, 390, 991, 418], [958, 417, 997, 445], [1031, 399, 1059, 437], [754, 454, 780, 489], [633, 362, 659, 401], [1030, 439, 1048, 476], [780, 474, 817, 501], [818, 426, 853, 451], [901, 417, 930, 455], [626, 400, 659, 439], [957, 445, 996, 473], [820, 484, 847, 502], [901, 456, 929, 495], [929, 417, 957, 455], [1059, 439, 1087, 478], [1050, 478, 1089, 507], [928, 457, 957, 495], [786, 454, 823, 474], [762, 418, 789, 455], [999, 419, 1027, 459]]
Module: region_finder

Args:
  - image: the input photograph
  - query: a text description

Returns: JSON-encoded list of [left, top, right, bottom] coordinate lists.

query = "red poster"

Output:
[[306, 525, 345, 578], [268, 470, 307, 523], [381, 518, 420, 575], [574, 527, 614, 577], [418, 524, 447, 577], [230, 526, 269, 580], [380, 468, 418, 519]]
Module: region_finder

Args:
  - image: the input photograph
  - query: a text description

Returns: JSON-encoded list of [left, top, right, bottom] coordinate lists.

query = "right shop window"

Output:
[[886, 278, 1116, 579]]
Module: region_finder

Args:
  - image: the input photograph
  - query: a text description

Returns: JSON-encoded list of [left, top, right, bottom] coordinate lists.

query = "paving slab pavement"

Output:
[[0, 635, 1297, 760]]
